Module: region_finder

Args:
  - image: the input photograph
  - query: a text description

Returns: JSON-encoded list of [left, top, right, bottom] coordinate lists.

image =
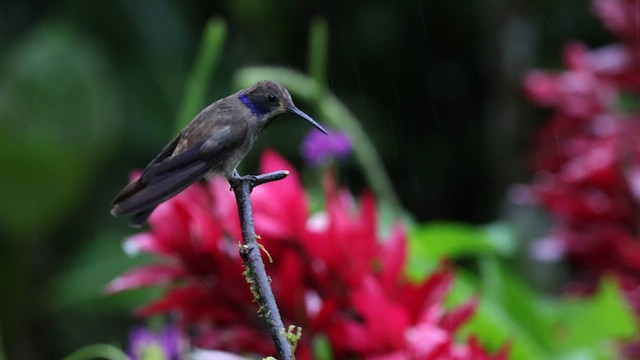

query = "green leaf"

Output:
[[410, 222, 500, 259], [449, 260, 635, 359], [174, 17, 226, 133], [312, 335, 333, 360], [618, 90, 640, 113], [480, 258, 555, 351], [63, 344, 129, 360], [307, 18, 329, 89], [0, 21, 121, 238], [46, 230, 159, 313], [450, 270, 550, 360], [406, 222, 517, 280], [558, 279, 636, 351], [448, 258, 558, 360], [482, 221, 518, 256]]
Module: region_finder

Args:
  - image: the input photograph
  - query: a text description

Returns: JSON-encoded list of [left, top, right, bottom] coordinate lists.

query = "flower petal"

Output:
[[106, 264, 185, 294]]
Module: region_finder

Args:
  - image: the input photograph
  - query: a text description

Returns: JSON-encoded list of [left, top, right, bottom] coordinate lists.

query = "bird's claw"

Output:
[[229, 171, 259, 192], [232, 174, 258, 182]]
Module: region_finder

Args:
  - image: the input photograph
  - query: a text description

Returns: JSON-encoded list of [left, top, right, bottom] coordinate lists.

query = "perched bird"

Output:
[[111, 80, 327, 226]]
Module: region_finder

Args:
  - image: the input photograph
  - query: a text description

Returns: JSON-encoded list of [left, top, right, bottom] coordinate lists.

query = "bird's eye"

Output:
[[267, 94, 277, 103]]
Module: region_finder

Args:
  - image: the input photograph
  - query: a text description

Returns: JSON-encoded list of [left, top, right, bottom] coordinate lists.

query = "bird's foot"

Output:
[[231, 174, 258, 183], [228, 170, 289, 192], [228, 170, 258, 191]]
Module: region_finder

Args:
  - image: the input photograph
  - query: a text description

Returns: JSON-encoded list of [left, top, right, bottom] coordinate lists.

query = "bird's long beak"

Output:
[[289, 107, 328, 135]]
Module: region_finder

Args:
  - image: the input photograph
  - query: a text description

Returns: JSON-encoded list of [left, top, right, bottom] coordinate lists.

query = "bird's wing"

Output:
[[145, 133, 182, 167], [111, 121, 247, 218], [110, 135, 182, 207]]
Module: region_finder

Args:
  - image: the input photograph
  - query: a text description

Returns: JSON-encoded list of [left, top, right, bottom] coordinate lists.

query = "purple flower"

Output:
[[128, 325, 182, 360], [300, 129, 352, 166]]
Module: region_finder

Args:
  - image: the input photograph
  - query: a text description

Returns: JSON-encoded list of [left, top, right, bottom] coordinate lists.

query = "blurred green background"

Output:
[[0, 0, 616, 359]]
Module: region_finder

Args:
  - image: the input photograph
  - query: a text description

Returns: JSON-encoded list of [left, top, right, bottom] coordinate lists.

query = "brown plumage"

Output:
[[111, 80, 326, 226]]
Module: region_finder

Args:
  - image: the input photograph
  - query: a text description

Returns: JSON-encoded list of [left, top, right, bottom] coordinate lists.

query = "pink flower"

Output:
[[108, 150, 507, 359], [523, 4, 640, 355], [593, 0, 640, 42], [523, 43, 618, 119]]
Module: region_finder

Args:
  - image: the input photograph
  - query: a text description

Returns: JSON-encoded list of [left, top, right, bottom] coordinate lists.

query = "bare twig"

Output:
[[228, 170, 293, 360]]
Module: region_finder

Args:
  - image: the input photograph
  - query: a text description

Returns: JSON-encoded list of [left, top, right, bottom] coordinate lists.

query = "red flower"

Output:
[[593, 0, 640, 44], [523, 42, 622, 119], [108, 150, 507, 359], [523, 3, 640, 356]]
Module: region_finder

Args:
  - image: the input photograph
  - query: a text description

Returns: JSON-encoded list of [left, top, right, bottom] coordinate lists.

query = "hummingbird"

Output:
[[111, 80, 327, 226]]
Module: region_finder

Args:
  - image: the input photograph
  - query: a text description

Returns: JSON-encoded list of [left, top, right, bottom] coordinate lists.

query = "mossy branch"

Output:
[[229, 171, 296, 360]]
